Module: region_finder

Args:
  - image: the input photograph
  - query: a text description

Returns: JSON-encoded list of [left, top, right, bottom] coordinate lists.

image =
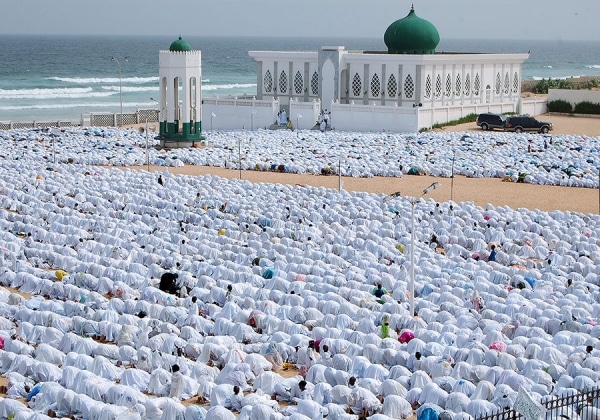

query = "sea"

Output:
[[1, 35, 600, 123]]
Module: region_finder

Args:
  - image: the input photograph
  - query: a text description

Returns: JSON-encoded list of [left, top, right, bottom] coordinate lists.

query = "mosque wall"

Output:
[[201, 98, 280, 131], [244, 51, 527, 132]]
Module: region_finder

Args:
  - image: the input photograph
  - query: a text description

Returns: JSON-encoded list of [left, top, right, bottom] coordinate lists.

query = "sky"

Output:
[[2, 0, 599, 41]]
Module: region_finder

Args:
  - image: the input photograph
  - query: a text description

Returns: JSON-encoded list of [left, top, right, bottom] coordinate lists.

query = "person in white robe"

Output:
[[169, 364, 184, 399]]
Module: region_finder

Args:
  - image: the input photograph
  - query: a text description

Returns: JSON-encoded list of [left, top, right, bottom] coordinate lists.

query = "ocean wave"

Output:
[[49, 76, 160, 84], [202, 83, 257, 91], [48, 76, 210, 84], [0, 101, 155, 111], [585, 65, 600, 69], [0, 87, 113, 100], [101, 85, 160, 93]]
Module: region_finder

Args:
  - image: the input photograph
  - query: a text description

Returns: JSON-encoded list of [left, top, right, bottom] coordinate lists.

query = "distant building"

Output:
[[246, 5, 529, 132], [165, 7, 532, 135]]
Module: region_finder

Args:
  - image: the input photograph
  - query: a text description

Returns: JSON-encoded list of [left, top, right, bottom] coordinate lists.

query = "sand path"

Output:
[[122, 114, 600, 215]]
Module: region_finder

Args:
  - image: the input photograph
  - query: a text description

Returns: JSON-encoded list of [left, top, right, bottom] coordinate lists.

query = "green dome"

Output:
[[169, 36, 192, 52], [384, 6, 440, 54]]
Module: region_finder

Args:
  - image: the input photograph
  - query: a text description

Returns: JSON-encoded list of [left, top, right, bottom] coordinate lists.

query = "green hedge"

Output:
[[547, 99, 573, 113], [573, 101, 600, 115]]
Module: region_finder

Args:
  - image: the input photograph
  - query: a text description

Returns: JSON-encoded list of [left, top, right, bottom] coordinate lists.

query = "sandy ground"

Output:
[[124, 113, 600, 215]]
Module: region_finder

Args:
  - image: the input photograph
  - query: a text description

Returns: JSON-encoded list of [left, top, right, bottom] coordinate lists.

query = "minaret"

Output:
[[157, 36, 203, 147]]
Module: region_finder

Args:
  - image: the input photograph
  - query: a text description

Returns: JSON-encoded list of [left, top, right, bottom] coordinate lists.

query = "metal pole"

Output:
[[238, 137, 242, 180], [145, 120, 149, 172], [111, 57, 124, 125], [53, 134, 56, 165], [211, 115, 213, 135], [410, 201, 415, 317], [451, 150, 456, 202], [338, 158, 341, 191]]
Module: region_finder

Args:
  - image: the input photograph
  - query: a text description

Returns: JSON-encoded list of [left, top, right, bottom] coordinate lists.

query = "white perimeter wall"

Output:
[[201, 97, 548, 134], [548, 89, 600, 107], [202, 98, 321, 131]]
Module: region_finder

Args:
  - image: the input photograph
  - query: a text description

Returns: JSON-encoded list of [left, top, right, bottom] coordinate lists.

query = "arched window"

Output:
[[464, 74, 471, 96], [387, 74, 398, 98], [495, 72, 501, 95], [278, 71, 288, 93], [512, 72, 519, 93], [455, 74, 462, 96], [294, 71, 304, 95], [311, 71, 319, 95], [404, 75, 414, 98], [352, 73, 362, 97], [264, 70, 273, 93], [370, 74, 381, 97], [424, 75, 432, 98]]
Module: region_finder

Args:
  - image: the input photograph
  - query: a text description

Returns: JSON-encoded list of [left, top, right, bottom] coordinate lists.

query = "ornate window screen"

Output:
[[424, 75, 432, 98], [474, 74, 480, 96], [435, 75, 442, 98], [279, 71, 288, 93], [512, 72, 519, 93], [264, 70, 273, 93], [294, 71, 303, 95], [504, 72, 510, 94], [455, 74, 462, 96], [352, 73, 362, 97], [464, 74, 471, 96], [387, 74, 398, 98], [495, 72, 501, 95], [404, 75, 414, 99], [370, 74, 381, 97], [311, 71, 319, 95], [445, 74, 452, 97]]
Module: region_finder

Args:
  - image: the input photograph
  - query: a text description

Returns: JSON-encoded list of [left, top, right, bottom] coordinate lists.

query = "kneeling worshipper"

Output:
[[264, 342, 284, 372]]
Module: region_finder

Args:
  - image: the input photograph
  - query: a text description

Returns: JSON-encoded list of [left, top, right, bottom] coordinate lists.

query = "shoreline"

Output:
[[3, 76, 600, 125]]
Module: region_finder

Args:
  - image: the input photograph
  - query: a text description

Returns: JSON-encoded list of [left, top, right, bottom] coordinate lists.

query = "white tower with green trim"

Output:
[[157, 36, 203, 147]]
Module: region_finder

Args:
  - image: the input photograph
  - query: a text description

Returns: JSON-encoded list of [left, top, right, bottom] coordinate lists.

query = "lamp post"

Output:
[[238, 136, 242, 180], [111, 56, 128, 124], [251, 110, 256, 131], [51, 128, 60, 165], [145, 120, 150, 172], [450, 149, 456, 202], [149, 97, 160, 116], [296, 114, 302, 138], [211, 112, 216, 135], [386, 182, 441, 318]]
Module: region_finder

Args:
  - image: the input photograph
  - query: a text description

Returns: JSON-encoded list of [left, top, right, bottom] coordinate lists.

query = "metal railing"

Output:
[[476, 387, 600, 420], [0, 109, 160, 130]]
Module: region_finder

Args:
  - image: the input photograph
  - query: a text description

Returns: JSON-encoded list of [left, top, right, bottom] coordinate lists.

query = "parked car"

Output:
[[503, 115, 553, 133], [476, 113, 506, 131]]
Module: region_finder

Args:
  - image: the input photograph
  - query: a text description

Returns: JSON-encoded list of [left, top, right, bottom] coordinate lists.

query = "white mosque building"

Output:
[[161, 6, 541, 139]]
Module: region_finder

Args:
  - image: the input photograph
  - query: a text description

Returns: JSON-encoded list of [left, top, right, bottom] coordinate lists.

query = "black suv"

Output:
[[503, 116, 553, 133], [476, 113, 506, 131]]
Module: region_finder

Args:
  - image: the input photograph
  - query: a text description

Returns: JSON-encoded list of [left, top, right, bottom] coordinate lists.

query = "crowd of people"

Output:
[[2, 126, 597, 188], [0, 126, 597, 419]]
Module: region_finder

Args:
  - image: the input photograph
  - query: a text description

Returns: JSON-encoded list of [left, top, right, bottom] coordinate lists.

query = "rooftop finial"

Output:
[[411, 3, 414, 10]]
